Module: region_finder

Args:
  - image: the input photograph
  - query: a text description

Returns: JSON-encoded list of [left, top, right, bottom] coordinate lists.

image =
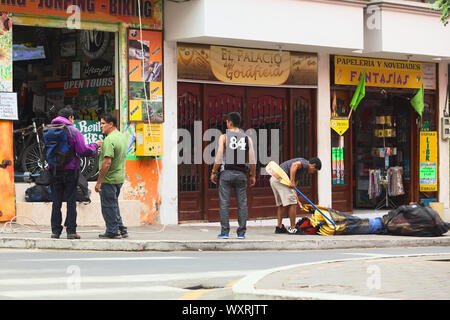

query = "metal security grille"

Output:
[[178, 92, 201, 192], [293, 96, 311, 187], [207, 94, 243, 189], [249, 95, 284, 188]]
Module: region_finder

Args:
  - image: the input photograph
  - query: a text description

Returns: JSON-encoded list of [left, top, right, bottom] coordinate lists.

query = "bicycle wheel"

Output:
[[21, 142, 46, 174], [81, 154, 99, 181]]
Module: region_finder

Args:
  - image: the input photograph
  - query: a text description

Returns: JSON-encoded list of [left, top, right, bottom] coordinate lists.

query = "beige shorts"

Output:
[[269, 176, 297, 207]]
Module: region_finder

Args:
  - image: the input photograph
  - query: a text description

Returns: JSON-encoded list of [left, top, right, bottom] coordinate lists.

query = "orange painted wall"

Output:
[[0, 120, 15, 221], [123, 159, 161, 224]]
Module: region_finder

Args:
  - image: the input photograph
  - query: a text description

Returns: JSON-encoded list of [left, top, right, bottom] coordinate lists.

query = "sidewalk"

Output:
[[1, 222, 450, 252], [0, 210, 449, 252], [232, 252, 450, 300]]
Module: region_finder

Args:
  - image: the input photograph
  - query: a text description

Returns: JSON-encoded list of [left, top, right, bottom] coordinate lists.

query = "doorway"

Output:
[[177, 82, 317, 222], [352, 92, 413, 209]]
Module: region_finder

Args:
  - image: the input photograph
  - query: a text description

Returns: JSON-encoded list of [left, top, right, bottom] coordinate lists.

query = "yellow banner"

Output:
[[330, 118, 349, 135], [334, 56, 425, 89], [210, 46, 291, 85], [419, 131, 438, 192]]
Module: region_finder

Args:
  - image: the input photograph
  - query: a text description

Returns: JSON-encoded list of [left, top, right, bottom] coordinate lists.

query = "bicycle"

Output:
[[14, 120, 100, 181], [13, 121, 45, 175]]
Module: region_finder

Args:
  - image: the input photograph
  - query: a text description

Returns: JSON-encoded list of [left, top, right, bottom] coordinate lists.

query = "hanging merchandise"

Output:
[[332, 147, 344, 185], [388, 166, 405, 196], [368, 169, 382, 199]]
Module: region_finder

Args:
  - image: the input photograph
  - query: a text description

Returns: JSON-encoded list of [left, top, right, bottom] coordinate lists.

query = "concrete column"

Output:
[[316, 53, 332, 207], [438, 62, 449, 210], [159, 40, 178, 225]]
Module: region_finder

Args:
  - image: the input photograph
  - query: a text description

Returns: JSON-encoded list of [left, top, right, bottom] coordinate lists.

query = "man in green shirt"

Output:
[[95, 113, 128, 239]]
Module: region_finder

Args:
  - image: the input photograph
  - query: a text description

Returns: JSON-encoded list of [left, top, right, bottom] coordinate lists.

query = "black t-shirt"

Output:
[[222, 130, 249, 173]]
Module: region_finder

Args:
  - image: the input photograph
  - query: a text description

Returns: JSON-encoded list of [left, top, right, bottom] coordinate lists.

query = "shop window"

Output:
[[12, 26, 116, 177]]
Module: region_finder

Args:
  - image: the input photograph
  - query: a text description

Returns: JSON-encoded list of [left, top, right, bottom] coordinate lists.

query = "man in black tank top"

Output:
[[211, 112, 256, 239]]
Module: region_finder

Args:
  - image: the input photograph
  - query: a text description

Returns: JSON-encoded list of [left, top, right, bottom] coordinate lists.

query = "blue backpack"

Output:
[[43, 124, 75, 172]]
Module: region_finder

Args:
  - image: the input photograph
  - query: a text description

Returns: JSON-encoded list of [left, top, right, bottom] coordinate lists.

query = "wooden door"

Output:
[[203, 84, 245, 221], [290, 89, 317, 205], [246, 87, 289, 219], [177, 83, 317, 221], [0, 121, 15, 221], [331, 89, 353, 212], [177, 83, 203, 221]]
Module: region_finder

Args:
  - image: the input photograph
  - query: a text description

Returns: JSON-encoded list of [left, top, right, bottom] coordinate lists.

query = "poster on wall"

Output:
[[127, 28, 163, 123], [419, 131, 438, 192], [0, 92, 18, 120], [0, 12, 12, 92]]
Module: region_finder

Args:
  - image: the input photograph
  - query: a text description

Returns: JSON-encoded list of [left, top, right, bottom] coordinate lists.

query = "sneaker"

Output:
[[275, 224, 288, 234], [99, 232, 121, 239], [217, 233, 229, 239], [50, 233, 60, 239], [287, 227, 297, 234], [237, 235, 246, 239], [67, 233, 81, 240], [119, 226, 129, 238]]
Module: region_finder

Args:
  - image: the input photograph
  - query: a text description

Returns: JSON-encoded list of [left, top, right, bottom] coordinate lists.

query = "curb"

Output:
[[0, 236, 450, 251]]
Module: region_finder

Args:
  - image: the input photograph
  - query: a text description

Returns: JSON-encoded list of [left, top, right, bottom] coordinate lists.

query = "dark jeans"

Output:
[[100, 183, 124, 234], [50, 170, 79, 235], [218, 170, 248, 236]]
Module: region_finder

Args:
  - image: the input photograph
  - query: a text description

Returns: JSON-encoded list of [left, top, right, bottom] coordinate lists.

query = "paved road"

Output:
[[1, 246, 449, 300]]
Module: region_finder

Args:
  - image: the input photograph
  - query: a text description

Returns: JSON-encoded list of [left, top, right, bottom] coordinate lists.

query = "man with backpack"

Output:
[[46, 107, 99, 240]]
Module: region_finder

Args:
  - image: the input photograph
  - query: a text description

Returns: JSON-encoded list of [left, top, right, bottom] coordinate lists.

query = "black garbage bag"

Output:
[[381, 203, 450, 237]]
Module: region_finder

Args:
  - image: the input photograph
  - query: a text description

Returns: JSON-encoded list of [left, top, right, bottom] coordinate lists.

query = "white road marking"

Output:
[[0, 270, 258, 286], [18, 256, 196, 262], [0, 286, 190, 299]]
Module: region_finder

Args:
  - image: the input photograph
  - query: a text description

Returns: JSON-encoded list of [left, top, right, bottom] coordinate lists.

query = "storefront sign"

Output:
[[127, 28, 163, 123], [210, 46, 291, 85], [177, 43, 318, 86], [334, 56, 436, 90], [0, 92, 18, 120], [0, 0, 162, 27], [419, 131, 438, 192], [63, 77, 114, 90], [330, 117, 349, 135], [74, 120, 103, 144]]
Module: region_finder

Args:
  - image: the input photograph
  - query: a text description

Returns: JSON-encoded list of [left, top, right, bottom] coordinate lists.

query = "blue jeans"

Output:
[[218, 170, 248, 236], [100, 183, 124, 233], [50, 170, 78, 235]]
